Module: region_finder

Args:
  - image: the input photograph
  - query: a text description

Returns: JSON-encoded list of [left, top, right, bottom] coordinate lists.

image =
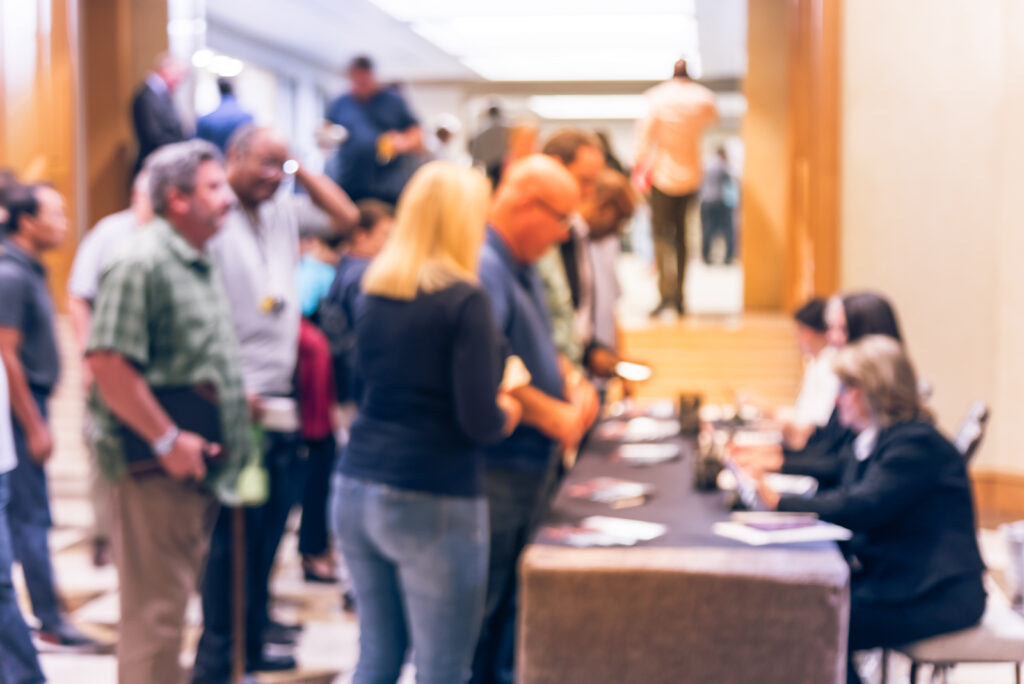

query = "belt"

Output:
[[259, 396, 300, 433]]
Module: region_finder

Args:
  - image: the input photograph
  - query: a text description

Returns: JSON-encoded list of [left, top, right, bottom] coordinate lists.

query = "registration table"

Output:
[[518, 423, 850, 684]]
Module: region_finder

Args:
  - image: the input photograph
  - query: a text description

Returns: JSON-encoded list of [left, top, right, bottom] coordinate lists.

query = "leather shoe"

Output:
[[264, 622, 299, 646], [266, 619, 302, 635], [247, 653, 296, 673]]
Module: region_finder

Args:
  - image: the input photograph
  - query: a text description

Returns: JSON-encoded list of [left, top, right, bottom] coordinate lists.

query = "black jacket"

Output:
[[132, 82, 186, 173], [779, 420, 986, 604], [781, 408, 854, 489]]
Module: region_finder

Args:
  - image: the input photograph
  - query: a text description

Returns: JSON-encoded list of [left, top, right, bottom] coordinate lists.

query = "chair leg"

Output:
[[880, 649, 888, 684], [1016, 661, 1021, 684], [909, 660, 918, 684]]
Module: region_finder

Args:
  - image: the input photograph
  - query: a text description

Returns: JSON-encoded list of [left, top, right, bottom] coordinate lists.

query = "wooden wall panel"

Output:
[[741, 0, 790, 310], [783, 0, 842, 309], [742, 0, 842, 311], [81, 0, 168, 228], [0, 0, 79, 309]]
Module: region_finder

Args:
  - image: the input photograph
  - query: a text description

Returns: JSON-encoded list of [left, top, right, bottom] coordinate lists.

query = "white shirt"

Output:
[[68, 209, 139, 301], [793, 346, 841, 427], [635, 78, 719, 195], [854, 425, 879, 462], [145, 73, 168, 97], [208, 192, 303, 396], [0, 361, 17, 474]]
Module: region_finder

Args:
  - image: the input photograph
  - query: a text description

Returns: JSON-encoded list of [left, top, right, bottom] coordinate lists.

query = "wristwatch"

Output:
[[152, 426, 180, 458]]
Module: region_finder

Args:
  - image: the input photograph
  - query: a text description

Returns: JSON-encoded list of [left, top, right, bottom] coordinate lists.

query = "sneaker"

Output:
[[266, 619, 303, 635], [264, 621, 299, 646], [34, 622, 103, 654], [246, 653, 297, 673]]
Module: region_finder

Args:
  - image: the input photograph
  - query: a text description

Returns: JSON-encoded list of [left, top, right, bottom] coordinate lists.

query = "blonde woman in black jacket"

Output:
[[759, 335, 986, 684]]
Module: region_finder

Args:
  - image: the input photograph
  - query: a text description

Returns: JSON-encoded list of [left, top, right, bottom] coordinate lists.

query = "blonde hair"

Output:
[[832, 335, 932, 428], [362, 162, 491, 300]]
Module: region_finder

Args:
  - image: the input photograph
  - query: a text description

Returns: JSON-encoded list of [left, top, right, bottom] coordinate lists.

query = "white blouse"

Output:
[[793, 346, 841, 427]]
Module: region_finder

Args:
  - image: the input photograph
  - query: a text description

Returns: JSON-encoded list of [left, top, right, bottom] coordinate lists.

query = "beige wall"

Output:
[[841, 0, 1024, 472]]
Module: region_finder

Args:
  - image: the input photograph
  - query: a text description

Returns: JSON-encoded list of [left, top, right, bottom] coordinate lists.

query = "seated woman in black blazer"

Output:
[[758, 335, 986, 684], [735, 291, 905, 489]]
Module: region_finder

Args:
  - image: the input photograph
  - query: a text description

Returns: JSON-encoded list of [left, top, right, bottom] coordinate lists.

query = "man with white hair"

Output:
[[88, 139, 244, 684]]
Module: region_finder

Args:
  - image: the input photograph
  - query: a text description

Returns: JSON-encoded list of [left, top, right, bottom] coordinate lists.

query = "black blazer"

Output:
[[132, 83, 186, 173], [779, 420, 986, 603], [781, 408, 855, 489]]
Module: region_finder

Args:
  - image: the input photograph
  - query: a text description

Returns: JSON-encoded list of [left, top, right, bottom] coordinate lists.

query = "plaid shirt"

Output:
[[86, 218, 251, 503]]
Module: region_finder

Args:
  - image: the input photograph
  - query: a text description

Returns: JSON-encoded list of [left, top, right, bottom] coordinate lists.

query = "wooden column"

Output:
[[80, 0, 168, 228], [0, 0, 80, 308], [742, 0, 842, 311]]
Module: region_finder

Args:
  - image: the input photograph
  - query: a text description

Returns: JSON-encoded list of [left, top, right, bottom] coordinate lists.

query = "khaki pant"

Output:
[[112, 475, 218, 684]]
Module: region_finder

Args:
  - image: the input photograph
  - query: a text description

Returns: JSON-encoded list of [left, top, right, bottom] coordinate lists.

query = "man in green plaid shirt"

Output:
[[85, 139, 247, 684]]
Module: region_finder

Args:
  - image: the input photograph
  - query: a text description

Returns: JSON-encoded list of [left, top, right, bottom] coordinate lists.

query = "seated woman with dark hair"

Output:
[[735, 291, 905, 489], [775, 297, 840, 448], [758, 335, 986, 684]]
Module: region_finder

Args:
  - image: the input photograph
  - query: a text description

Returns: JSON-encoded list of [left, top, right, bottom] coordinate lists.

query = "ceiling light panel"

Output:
[[369, 0, 695, 22], [369, 1, 700, 82], [528, 94, 649, 120]]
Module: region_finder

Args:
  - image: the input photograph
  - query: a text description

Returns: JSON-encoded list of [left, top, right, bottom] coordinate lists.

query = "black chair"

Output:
[[953, 400, 990, 464]]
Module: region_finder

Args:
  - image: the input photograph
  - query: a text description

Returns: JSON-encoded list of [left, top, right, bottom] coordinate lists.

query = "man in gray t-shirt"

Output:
[[193, 125, 358, 679], [0, 184, 98, 650]]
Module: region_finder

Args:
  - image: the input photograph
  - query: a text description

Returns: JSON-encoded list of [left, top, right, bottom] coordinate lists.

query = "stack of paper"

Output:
[[541, 516, 668, 547], [566, 477, 654, 508], [712, 512, 852, 546], [615, 443, 681, 466]]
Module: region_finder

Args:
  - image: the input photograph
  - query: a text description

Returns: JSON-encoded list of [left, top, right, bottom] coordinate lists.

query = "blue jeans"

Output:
[[194, 429, 304, 678], [0, 472, 45, 684], [332, 475, 489, 684], [8, 391, 61, 631]]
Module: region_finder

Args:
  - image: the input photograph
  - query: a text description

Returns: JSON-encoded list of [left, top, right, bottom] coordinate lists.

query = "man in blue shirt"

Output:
[[197, 78, 254, 152], [325, 55, 425, 204], [321, 199, 393, 405], [472, 155, 599, 684]]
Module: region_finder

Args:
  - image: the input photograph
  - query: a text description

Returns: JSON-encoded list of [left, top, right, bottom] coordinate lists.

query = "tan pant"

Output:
[[112, 475, 218, 684]]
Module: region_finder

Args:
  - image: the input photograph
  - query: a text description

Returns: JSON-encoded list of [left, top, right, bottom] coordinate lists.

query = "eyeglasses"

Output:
[[532, 196, 573, 230]]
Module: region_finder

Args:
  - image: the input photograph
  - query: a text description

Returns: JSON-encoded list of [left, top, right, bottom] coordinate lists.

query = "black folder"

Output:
[[119, 384, 225, 477]]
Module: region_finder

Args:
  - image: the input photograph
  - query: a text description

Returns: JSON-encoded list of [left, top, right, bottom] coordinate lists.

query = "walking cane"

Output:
[[232, 507, 245, 684]]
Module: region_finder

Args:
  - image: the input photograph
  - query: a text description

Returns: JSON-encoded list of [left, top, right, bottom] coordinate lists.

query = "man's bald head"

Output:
[[226, 125, 290, 208], [491, 154, 580, 265]]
